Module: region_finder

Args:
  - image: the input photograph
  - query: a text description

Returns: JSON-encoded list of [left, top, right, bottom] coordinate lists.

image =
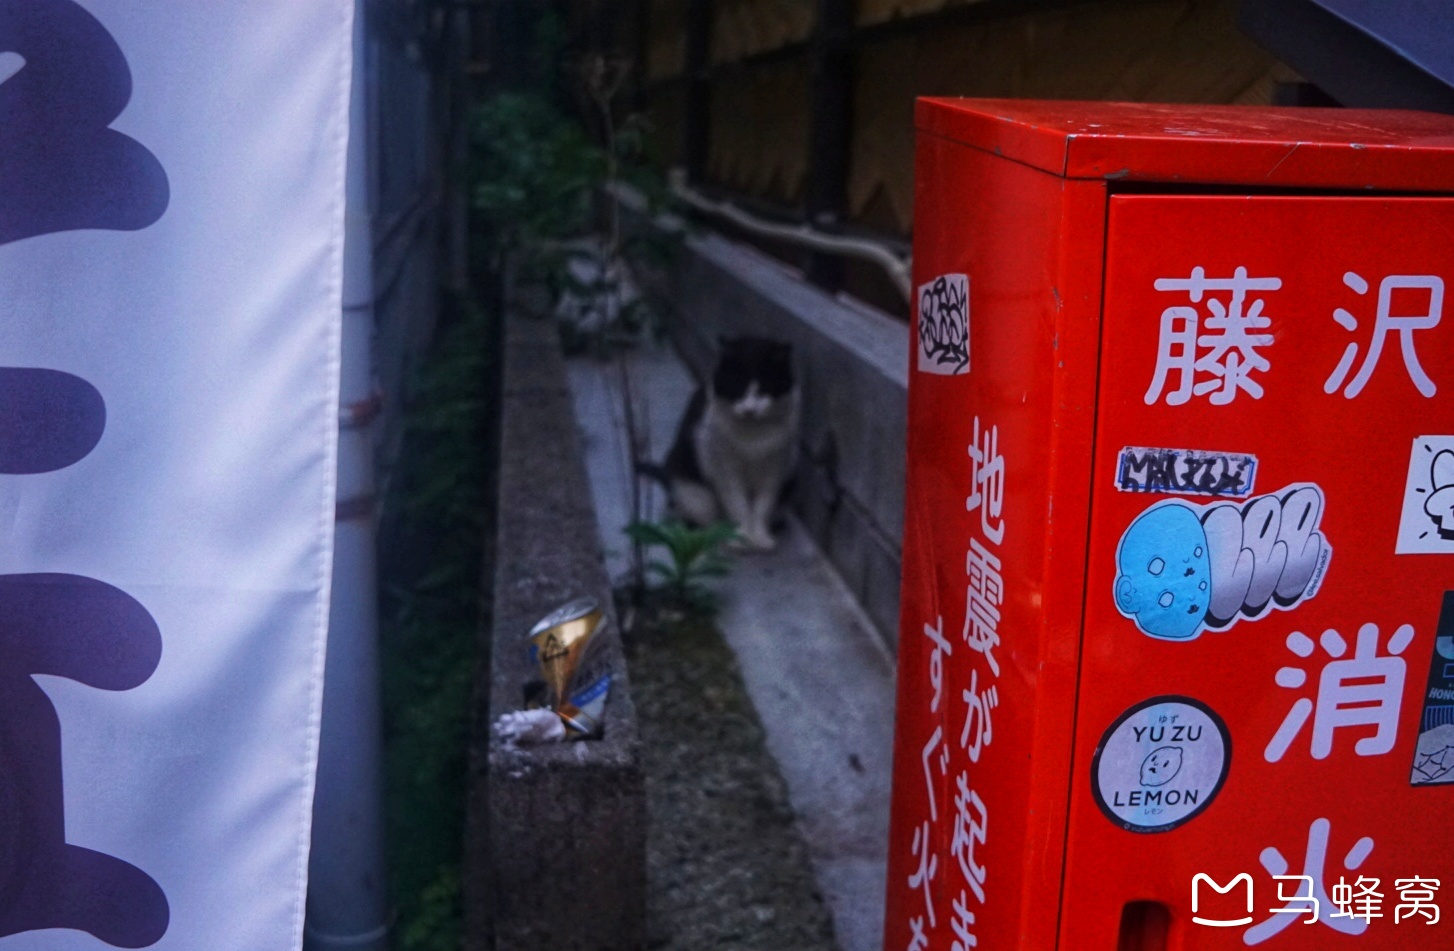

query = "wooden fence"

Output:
[[616, 0, 1290, 309]]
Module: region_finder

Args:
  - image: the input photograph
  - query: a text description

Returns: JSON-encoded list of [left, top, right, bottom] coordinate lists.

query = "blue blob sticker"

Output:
[[1115, 504, 1211, 640], [1114, 484, 1331, 641]]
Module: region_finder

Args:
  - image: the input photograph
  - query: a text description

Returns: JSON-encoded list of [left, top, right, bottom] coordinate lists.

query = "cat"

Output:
[[647, 336, 799, 551]]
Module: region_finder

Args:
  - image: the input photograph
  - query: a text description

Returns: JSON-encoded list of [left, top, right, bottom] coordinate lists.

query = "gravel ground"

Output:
[[626, 607, 839, 951]]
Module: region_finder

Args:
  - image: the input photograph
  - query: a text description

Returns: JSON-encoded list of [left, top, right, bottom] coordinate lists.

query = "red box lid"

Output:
[[916, 98, 1454, 191]]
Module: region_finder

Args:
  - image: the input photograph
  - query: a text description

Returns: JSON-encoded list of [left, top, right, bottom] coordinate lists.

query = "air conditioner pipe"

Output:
[[666, 167, 913, 302]]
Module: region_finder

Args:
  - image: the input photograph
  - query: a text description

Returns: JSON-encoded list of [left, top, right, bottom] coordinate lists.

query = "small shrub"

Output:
[[624, 519, 738, 614]]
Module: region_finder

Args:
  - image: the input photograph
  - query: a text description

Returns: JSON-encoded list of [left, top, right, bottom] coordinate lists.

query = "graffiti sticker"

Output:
[[1411, 593, 1454, 786], [1116, 446, 1257, 498], [1395, 436, 1454, 555], [1113, 484, 1331, 641], [1092, 696, 1231, 834], [917, 273, 969, 375]]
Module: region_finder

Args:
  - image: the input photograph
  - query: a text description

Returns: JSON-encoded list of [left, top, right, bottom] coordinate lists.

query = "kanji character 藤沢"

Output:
[[1145, 266, 1280, 406], [1324, 271, 1443, 398]]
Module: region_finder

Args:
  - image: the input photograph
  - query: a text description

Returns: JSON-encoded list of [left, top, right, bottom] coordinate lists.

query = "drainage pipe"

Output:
[[666, 168, 913, 302], [303, 3, 390, 949]]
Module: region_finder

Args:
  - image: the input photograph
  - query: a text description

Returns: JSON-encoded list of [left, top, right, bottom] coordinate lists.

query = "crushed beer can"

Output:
[[527, 597, 612, 737]]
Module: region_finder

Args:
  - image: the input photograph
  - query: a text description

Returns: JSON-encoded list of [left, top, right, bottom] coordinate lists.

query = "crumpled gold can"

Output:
[[528, 597, 611, 737]]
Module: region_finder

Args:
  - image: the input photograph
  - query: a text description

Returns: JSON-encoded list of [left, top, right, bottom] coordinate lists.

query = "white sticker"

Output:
[[1114, 483, 1330, 642], [1092, 696, 1230, 834], [917, 273, 969, 375], [1396, 435, 1454, 554]]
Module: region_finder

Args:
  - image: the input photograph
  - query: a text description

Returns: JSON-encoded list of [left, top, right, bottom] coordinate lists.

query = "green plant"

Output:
[[466, 53, 687, 602], [379, 299, 494, 951], [466, 92, 608, 269], [624, 519, 738, 613], [397, 865, 461, 951]]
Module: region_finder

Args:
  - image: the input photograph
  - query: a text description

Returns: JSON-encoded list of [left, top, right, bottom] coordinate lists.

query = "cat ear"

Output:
[[1433, 449, 1454, 491]]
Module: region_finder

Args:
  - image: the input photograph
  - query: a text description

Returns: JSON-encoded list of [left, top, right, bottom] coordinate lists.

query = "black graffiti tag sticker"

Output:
[[916, 273, 969, 375], [1116, 446, 1257, 498], [1092, 695, 1231, 834]]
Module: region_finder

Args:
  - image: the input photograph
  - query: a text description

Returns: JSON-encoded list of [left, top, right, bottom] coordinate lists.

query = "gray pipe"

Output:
[[303, 3, 391, 949]]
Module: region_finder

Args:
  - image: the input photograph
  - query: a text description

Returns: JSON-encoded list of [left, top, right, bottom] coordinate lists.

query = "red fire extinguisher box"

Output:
[[886, 99, 1454, 950]]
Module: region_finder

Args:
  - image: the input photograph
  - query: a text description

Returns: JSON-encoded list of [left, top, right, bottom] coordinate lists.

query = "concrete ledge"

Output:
[[465, 311, 646, 951], [620, 189, 908, 648]]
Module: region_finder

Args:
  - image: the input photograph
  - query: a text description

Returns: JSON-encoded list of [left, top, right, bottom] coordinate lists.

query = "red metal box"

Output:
[[887, 99, 1454, 950]]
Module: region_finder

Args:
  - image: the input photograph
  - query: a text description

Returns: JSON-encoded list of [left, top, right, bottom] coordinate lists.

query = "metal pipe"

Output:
[[666, 168, 913, 302], [303, 3, 390, 949]]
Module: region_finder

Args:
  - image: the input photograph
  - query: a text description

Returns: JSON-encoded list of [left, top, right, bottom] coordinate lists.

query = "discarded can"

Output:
[[528, 597, 612, 737]]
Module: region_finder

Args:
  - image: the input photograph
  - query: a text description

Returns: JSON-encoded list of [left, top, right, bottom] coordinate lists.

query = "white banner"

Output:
[[1, 2, 352, 948]]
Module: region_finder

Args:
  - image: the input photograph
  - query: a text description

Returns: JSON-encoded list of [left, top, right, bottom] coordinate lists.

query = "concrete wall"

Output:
[[623, 190, 909, 649]]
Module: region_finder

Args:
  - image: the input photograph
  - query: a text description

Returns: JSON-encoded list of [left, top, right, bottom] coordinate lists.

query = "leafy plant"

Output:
[[467, 45, 687, 603], [397, 865, 461, 951], [466, 92, 608, 270], [625, 519, 738, 613], [379, 299, 494, 951], [465, 69, 675, 348]]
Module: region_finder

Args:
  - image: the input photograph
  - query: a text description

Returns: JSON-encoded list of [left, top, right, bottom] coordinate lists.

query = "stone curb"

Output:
[[464, 309, 646, 951]]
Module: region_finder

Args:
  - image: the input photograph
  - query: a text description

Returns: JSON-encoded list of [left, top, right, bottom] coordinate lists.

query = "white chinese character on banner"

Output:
[[949, 890, 978, 950], [950, 772, 988, 904], [1264, 623, 1415, 763], [924, 616, 952, 713], [964, 538, 1003, 677], [1244, 817, 1375, 945], [1395, 877, 1441, 924], [959, 668, 998, 762], [1324, 272, 1443, 398], [966, 418, 1005, 544], [909, 821, 939, 929], [906, 916, 929, 951], [1329, 875, 1383, 924], [1146, 266, 1280, 406], [921, 726, 946, 822]]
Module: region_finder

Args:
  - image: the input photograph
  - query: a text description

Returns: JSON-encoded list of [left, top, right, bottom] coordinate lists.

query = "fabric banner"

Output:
[[1, 2, 351, 948]]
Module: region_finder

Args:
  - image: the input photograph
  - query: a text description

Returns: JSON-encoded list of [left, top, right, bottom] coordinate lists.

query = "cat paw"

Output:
[[743, 531, 777, 552]]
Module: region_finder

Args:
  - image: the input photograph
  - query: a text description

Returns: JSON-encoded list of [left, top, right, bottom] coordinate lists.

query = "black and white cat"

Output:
[[651, 336, 799, 551]]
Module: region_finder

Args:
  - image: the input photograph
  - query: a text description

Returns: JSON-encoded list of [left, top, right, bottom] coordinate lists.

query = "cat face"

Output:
[[713, 336, 794, 419]]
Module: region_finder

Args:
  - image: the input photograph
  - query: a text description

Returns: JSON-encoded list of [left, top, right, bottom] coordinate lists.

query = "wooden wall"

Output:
[[638, 0, 1288, 237]]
